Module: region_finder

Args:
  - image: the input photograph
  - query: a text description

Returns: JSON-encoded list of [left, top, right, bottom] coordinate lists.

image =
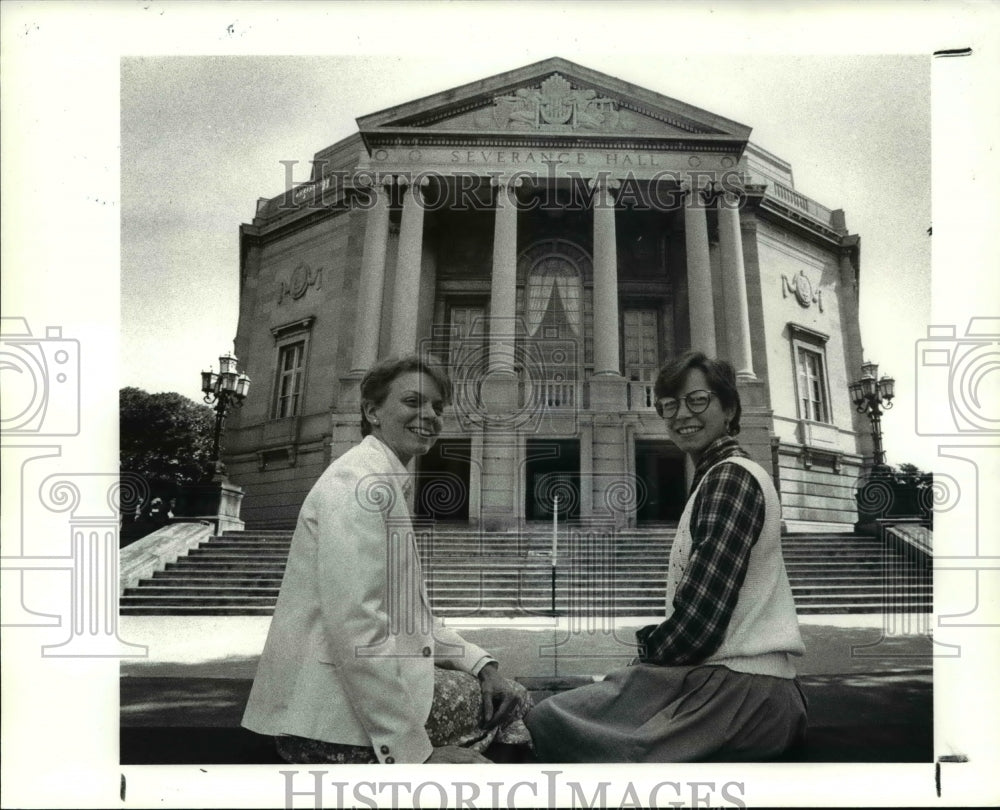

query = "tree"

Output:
[[119, 387, 216, 500], [891, 462, 935, 527], [892, 462, 933, 488]]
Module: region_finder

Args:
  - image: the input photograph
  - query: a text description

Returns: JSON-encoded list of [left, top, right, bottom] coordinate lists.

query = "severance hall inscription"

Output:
[[368, 146, 738, 175]]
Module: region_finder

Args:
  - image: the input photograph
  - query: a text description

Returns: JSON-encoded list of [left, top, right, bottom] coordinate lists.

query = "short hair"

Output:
[[359, 354, 453, 437], [653, 351, 742, 435]]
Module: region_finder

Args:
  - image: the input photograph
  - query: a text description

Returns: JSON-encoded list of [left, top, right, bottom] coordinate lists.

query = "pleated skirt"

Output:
[[525, 663, 807, 763]]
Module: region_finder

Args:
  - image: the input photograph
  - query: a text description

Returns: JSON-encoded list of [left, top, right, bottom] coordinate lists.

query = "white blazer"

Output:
[[242, 435, 492, 764]]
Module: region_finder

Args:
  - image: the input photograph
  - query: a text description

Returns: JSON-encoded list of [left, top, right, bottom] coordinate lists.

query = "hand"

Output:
[[477, 662, 525, 730], [425, 745, 492, 764]]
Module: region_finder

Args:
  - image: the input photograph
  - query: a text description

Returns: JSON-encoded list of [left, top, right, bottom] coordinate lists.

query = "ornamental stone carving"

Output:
[[479, 74, 635, 132], [279, 262, 323, 304], [782, 269, 823, 312]]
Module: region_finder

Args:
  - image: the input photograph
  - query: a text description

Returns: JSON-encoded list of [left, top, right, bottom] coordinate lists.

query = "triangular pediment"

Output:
[[356, 57, 752, 145]]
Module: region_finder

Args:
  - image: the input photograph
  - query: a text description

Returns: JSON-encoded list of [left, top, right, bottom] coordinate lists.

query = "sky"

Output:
[[120, 51, 936, 468]]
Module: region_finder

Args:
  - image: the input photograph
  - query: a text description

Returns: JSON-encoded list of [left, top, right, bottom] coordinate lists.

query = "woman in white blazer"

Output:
[[243, 355, 530, 764]]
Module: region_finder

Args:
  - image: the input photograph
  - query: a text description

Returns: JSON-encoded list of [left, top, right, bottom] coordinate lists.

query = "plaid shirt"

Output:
[[636, 436, 766, 666]]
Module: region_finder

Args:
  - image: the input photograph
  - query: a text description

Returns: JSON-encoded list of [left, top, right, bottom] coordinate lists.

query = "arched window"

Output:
[[525, 256, 583, 338]]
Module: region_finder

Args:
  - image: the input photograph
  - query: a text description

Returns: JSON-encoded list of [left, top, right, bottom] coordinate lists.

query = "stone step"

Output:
[[120, 593, 932, 615], [137, 572, 933, 594], [122, 583, 931, 604], [203, 536, 884, 548], [165, 561, 288, 571], [120, 604, 931, 617], [166, 556, 912, 572], [203, 543, 885, 556], [121, 595, 283, 607], [145, 576, 285, 588], [121, 605, 278, 616], [124, 529, 930, 617], [163, 560, 920, 578], [125, 586, 281, 597]]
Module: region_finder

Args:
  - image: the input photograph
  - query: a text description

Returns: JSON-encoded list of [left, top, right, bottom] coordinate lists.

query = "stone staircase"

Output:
[[119, 526, 932, 617]]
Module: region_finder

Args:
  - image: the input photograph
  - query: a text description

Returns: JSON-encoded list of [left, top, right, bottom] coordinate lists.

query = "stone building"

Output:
[[227, 58, 871, 532]]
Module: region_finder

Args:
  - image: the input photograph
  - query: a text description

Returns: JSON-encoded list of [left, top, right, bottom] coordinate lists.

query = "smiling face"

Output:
[[663, 368, 736, 463], [364, 371, 444, 466]]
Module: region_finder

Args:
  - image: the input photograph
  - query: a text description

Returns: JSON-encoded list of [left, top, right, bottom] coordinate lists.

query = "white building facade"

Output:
[[227, 58, 873, 532]]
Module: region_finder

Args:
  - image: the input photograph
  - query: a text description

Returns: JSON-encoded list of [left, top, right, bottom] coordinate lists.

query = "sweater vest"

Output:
[[667, 456, 805, 678]]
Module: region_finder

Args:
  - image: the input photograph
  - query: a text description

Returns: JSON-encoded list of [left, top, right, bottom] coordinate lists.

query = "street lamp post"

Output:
[[848, 359, 895, 469], [201, 352, 251, 482]]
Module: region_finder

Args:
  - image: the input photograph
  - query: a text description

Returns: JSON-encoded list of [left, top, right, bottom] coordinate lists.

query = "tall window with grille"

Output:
[[445, 304, 486, 412], [787, 322, 834, 426], [796, 346, 829, 422], [274, 341, 305, 418], [448, 305, 486, 366], [623, 308, 659, 409]]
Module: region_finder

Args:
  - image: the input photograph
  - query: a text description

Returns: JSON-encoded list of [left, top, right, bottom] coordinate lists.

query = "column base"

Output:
[[175, 481, 246, 535], [589, 374, 628, 412], [338, 371, 365, 413]]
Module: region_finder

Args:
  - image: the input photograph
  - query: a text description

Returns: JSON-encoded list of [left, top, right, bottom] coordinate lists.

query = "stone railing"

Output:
[[536, 379, 577, 409], [119, 521, 213, 592], [628, 381, 656, 411], [767, 181, 835, 227], [881, 519, 933, 560]]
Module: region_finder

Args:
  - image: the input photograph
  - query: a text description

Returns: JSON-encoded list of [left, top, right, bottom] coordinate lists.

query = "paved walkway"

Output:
[[119, 613, 933, 763]]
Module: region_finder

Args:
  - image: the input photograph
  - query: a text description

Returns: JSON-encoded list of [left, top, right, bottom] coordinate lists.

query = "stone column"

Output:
[[717, 191, 756, 380], [579, 420, 594, 520], [351, 176, 393, 373], [479, 176, 521, 413], [390, 176, 427, 356], [683, 180, 717, 355], [591, 175, 622, 376], [480, 177, 521, 530], [589, 175, 628, 411]]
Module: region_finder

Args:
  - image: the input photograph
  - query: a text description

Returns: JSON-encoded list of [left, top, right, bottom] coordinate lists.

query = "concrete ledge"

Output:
[[883, 522, 932, 557], [120, 522, 213, 592], [120, 671, 931, 764], [784, 520, 859, 534]]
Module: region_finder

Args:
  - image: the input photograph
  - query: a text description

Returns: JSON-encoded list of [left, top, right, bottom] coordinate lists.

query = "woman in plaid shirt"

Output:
[[526, 352, 808, 762]]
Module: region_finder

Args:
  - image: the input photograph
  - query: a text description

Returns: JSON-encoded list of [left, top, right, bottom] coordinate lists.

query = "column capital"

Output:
[[587, 173, 621, 192], [679, 179, 712, 207], [395, 174, 430, 190], [354, 172, 395, 190], [491, 174, 523, 207], [490, 174, 524, 189], [719, 189, 746, 210]]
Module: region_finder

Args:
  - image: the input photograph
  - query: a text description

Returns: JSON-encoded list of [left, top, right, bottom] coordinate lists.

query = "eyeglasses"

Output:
[[655, 390, 717, 419]]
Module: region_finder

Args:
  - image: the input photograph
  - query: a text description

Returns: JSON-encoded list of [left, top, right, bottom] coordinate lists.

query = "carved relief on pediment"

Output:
[[474, 74, 636, 132]]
